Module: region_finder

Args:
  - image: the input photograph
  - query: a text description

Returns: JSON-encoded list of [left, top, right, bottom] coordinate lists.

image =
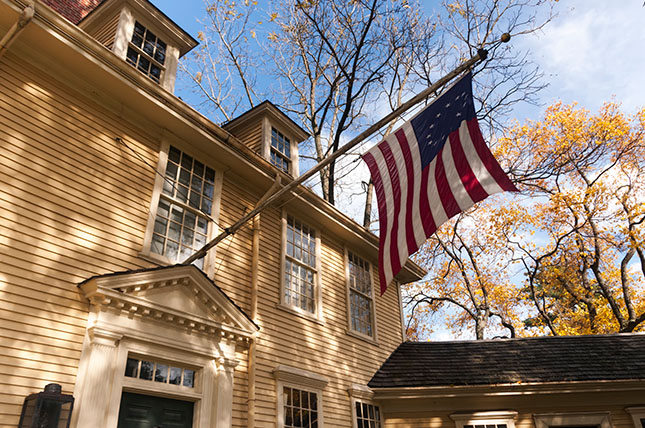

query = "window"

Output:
[[533, 413, 612, 428], [271, 128, 291, 173], [451, 411, 518, 428], [283, 215, 319, 315], [124, 356, 195, 388], [626, 408, 645, 428], [126, 21, 167, 83], [347, 251, 376, 338], [274, 365, 327, 428], [282, 386, 319, 428], [354, 401, 382, 428], [149, 145, 215, 268]]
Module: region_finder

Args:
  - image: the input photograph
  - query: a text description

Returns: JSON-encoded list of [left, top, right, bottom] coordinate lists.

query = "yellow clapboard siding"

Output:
[[0, 194, 149, 264]]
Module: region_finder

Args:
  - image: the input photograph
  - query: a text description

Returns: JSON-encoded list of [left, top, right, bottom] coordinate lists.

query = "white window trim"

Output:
[[261, 117, 299, 177], [626, 407, 645, 428], [140, 140, 223, 275], [274, 365, 327, 428], [344, 248, 378, 343], [278, 210, 323, 323], [112, 6, 181, 92], [533, 412, 613, 428], [451, 411, 518, 428]]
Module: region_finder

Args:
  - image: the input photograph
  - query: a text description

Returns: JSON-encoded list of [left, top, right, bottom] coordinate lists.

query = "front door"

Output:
[[117, 392, 194, 428]]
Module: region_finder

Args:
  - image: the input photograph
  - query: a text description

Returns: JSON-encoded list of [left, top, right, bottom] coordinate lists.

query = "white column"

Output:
[[73, 328, 122, 428], [211, 357, 239, 428]]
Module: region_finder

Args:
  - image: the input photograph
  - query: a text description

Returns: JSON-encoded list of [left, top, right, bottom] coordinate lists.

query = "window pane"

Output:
[[169, 367, 182, 385], [139, 361, 153, 380], [155, 364, 168, 383], [124, 358, 139, 378], [183, 369, 195, 387], [137, 55, 150, 73], [126, 47, 138, 66]]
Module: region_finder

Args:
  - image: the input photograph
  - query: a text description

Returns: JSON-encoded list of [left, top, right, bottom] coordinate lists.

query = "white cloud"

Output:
[[519, 0, 645, 116]]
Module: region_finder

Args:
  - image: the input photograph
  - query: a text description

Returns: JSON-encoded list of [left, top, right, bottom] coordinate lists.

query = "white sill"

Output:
[[276, 303, 325, 326], [346, 329, 378, 346], [138, 251, 170, 266]]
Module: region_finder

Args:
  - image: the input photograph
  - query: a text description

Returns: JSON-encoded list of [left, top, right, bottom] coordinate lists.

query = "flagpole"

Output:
[[183, 46, 495, 265]]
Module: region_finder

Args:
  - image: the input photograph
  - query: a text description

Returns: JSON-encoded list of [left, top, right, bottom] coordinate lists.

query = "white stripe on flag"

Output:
[[370, 138, 396, 285], [389, 129, 413, 269], [443, 126, 475, 211], [459, 120, 504, 195], [402, 123, 427, 250], [425, 153, 448, 229]]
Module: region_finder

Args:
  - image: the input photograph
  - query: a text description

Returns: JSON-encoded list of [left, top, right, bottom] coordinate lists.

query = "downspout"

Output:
[[0, 2, 35, 59], [248, 213, 260, 428], [248, 177, 280, 428]]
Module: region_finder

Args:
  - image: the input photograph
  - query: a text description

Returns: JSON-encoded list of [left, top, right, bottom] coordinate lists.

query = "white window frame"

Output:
[[140, 141, 223, 274], [351, 398, 384, 428], [125, 20, 167, 83], [112, 7, 181, 92], [626, 407, 645, 428], [270, 127, 292, 173], [533, 412, 613, 428], [274, 365, 328, 428], [278, 210, 323, 322], [345, 249, 378, 343], [451, 411, 518, 428], [261, 117, 300, 177]]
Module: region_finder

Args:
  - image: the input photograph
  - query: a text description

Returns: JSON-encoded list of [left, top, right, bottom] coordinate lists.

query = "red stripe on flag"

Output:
[[449, 129, 489, 204], [394, 129, 418, 256], [419, 164, 437, 238], [362, 151, 389, 295], [467, 119, 518, 192], [434, 147, 460, 218], [379, 142, 403, 284]]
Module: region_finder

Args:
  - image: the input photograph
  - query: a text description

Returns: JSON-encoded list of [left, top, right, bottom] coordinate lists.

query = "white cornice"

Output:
[[273, 364, 329, 390], [79, 266, 259, 346]]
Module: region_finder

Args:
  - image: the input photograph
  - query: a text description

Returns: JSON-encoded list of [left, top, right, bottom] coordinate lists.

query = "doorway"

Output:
[[117, 392, 194, 428]]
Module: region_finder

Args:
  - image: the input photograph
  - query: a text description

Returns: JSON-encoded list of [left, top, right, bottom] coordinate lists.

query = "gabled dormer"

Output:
[[78, 0, 197, 93], [223, 101, 310, 177]]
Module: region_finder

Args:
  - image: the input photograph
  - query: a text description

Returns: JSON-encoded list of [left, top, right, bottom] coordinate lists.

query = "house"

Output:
[[0, 0, 423, 426], [1, 1, 644, 428]]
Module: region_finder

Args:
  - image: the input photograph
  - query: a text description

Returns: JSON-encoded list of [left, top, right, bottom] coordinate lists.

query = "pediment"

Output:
[[79, 265, 258, 342]]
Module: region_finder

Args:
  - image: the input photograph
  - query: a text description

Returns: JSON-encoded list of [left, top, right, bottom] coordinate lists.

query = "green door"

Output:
[[117, 392, 194, 428]]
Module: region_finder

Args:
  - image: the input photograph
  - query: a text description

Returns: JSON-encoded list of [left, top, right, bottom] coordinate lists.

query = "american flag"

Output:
[[363, 72, 518, 295]]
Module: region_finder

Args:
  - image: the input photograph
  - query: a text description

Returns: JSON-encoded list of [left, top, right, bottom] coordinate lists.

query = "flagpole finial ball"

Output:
[[501, 33, 511, 43]]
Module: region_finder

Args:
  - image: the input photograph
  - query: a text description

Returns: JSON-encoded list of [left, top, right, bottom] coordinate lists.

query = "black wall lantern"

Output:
[[18, 383, 74, 428]]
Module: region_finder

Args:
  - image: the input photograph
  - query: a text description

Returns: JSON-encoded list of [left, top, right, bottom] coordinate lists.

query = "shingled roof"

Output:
[[368, 334, 645, 389]]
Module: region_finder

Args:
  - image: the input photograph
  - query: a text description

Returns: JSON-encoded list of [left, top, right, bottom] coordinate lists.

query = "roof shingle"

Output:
[[368, 334, 645, 388]]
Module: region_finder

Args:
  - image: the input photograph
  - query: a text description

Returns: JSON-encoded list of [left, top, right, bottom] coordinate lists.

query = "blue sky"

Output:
[[152, 0, 645, 121]]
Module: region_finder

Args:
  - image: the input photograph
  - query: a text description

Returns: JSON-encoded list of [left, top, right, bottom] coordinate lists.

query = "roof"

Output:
[[368, 334, 645, 388], [223, 100, 310, 142]]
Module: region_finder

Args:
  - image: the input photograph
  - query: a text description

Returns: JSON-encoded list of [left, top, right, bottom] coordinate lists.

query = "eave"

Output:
[[0, 0, 425, 284], [371, 379, 645, 400]]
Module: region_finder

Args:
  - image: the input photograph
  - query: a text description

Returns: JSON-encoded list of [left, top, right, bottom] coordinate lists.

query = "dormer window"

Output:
[[270, 128, 291, 173], [126, 21, 167, 83]]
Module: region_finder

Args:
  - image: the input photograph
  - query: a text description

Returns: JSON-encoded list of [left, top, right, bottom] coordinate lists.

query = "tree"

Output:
[[404, 102, 645, 340], [504, 102, 645, 335], [406, 207, 524, 340], [182, 0, 554, 207]]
